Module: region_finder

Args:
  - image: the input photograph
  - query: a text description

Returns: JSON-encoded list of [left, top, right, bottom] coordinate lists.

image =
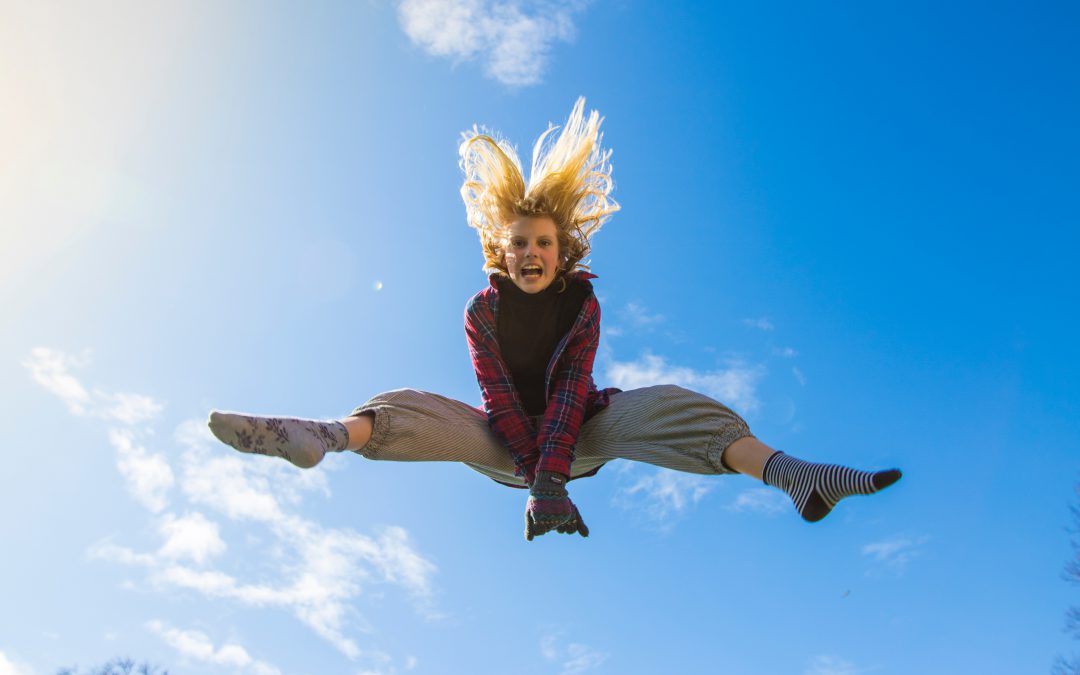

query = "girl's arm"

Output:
[[464, 295, 540, 483], [535, 293, 602, 478]]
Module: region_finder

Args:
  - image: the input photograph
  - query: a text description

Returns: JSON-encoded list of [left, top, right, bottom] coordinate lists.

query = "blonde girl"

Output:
[[208, 98, 901, 540]]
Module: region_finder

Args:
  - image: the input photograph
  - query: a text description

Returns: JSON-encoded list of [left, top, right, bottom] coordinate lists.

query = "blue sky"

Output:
[[2, 1, 1078, 673]]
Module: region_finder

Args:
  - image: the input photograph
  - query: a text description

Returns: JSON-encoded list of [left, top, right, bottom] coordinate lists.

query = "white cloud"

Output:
[[22, 347, 92, 414], [726, 488, 788, 516], [397, 0, 582, 86], [623, 302, 665, 327], [773, 346, 798, 358], [89, 512, 225, 567], [24, 351, 172, 511], [0, 650, 35, 675], [35, 347, 439, 661], [561, 643, 608, 675], [742, 317, 774, 331], [351, 650, 396, 675], [804, 654, 860, 675], [158, 566, 245, 596], [605, 353, 763, 414], [109, 428, 174, 513], [613, 468, 715, 527], [172, 426, 436, 657], [23, 347, 163, 424], [137, 504, 437, 660], [157, 512, 226, 564], [150, 449, 436, 656], [540, 633, 559, 660], [179, 444, 286, 523], [169, 424, 438, 654], [792, 366, 806, 386], [98, 391, 165, 425], [862, 534, 928, 573], [540, 633, 607, 675], [88, 540, 156, 567], [147, 621, 281, 675]]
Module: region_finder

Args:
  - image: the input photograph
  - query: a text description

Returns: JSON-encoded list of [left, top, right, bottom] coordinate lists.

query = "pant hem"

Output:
[[348, 404, 391, 458], [707, 422, 753, 474]]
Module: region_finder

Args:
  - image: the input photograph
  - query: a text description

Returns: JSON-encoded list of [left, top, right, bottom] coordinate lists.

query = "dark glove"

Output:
[[524, 471, 588, 541], [554, 503, 590, 538]]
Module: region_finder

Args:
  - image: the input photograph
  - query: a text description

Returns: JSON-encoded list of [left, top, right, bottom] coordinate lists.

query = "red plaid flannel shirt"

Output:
[[464, 272, 619, 487]]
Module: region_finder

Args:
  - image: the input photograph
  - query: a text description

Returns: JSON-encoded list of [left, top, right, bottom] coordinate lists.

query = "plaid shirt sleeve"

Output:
[[535, 292, 602, 477], [464, 291, 540, 483]]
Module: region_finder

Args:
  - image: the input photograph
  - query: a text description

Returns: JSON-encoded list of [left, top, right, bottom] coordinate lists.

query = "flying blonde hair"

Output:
[[459, 97, 619, 278]]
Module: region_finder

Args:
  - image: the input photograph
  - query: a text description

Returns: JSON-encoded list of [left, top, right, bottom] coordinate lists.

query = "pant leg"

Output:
[[349, 388, 534, 486], [573, 384, 753, 475], [348, 385, 752, 486]]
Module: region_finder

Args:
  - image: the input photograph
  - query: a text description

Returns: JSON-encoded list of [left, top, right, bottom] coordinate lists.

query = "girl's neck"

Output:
[[497, 275, 565, 301]]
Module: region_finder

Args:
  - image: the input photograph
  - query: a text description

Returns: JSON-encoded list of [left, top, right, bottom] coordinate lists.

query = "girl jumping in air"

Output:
[[208, 98, 901, 540]]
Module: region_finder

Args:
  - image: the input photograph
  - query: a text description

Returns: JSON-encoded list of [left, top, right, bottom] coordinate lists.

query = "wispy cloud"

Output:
[[397, 0, 584, 86], [726, 488, 788, 516], [862, 534, 928, 574], [27, 348, 439, 664], [540, 633, 608, 675], [109, 428, 175, 513], [773, 346, 798, 358], [128, 423, 437, 659], [605, 352, 763, 414], [804, 654, 861, 675], [23, 347, 163, 424], [0, 650, 35, 675], [792, 366, 806, 386], [156, 512, 227, 564], [742, 317, 774, 331], [147, 621, 280, 675], [25, 348, 174, 513], [622, 302, 665, 327], [612, 467, 716, 529]]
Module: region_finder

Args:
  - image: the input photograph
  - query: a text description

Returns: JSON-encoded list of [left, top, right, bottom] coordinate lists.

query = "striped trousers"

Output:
[[349, 385, 753, 487]]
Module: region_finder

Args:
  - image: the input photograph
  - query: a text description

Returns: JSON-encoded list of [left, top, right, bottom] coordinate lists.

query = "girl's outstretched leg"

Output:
[[208, 389, 523, 483], [722, 436, 902, 522], [207, 411, 352, 468], [342, 413, 373, 450]]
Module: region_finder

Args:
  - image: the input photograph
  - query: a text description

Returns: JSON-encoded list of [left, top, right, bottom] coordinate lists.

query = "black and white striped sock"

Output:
[[207, 411, 349, 469], [762, 451, 902, 522]]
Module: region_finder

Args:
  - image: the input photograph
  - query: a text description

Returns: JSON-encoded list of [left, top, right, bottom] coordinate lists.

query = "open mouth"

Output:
[[521, 265, 543, 279]]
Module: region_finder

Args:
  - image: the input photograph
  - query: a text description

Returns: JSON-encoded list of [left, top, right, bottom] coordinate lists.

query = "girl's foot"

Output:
[[207, 411, 349, 468], [762, 451, 902, 522]]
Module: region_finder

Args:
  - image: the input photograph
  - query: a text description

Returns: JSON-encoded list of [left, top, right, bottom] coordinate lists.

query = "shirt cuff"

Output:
[[536, 452, 573, 478]]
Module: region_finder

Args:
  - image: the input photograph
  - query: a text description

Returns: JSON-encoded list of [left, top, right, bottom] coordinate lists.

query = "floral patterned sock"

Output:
[[207, 411, 348, 468]]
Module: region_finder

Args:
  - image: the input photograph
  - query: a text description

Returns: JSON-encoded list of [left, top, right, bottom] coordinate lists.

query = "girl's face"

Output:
[[502, 215, 561, 294]]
